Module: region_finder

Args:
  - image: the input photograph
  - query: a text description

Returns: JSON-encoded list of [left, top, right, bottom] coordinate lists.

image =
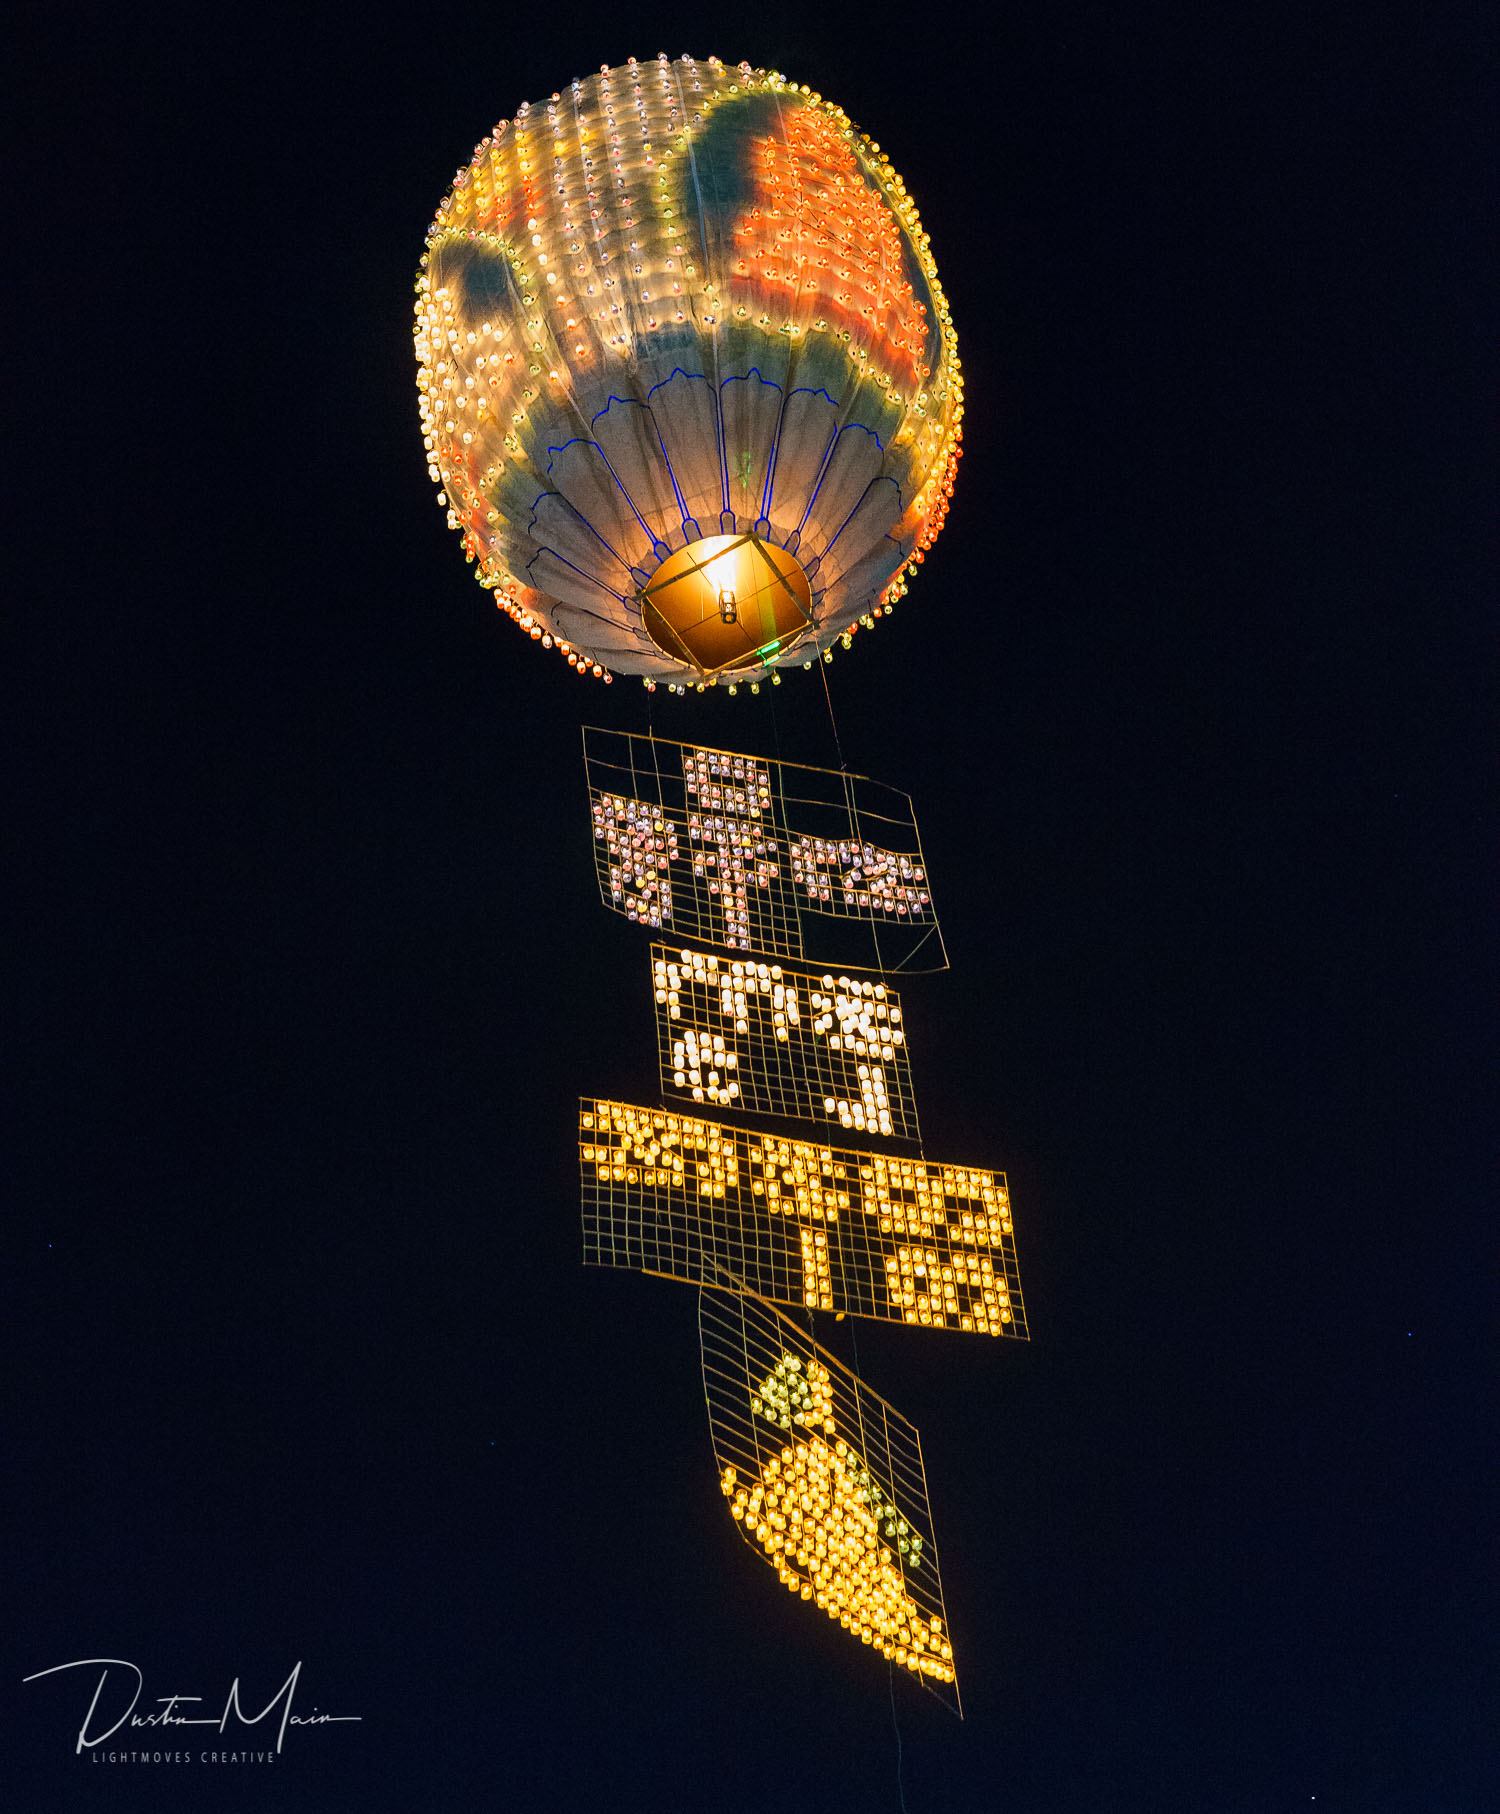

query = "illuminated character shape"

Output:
[[719, 1352, 955, 1685], [590, 741, 931, 957]]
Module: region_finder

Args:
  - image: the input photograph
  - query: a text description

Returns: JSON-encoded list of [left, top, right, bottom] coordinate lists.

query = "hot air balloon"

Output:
[[410, 57, 1006, 1719], [699, 1282, 962, 1708], [414, 55, 964, 687]]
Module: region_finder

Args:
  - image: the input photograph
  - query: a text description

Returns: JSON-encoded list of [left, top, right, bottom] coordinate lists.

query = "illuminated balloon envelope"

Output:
[[414, 55, 965, 684]]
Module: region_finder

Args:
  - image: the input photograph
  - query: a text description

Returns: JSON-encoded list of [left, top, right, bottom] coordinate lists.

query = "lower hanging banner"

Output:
[[700, 1268, 962, 1715]]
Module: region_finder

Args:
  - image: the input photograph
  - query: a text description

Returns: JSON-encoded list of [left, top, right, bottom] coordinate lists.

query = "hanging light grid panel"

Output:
[[700, 1272, 961, 1714], [580, 1099, 1026, 1338], [651, 942, 921, 1141], [583, 727, 947, 972]]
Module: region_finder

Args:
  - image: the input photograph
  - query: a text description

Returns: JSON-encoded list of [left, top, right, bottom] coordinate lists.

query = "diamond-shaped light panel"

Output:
[[701, 1272, 961, 1715]]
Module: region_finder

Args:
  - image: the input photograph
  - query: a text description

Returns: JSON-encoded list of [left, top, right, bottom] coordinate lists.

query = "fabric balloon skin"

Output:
[[416, 55, 963, 685]]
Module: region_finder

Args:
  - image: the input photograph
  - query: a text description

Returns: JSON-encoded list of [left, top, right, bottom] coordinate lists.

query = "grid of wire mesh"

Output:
[[580, 1099, 1026, 1338], [700, 1271, 961, 1715], [583, 726, 947, 971], [650, 941, 922, 1141]]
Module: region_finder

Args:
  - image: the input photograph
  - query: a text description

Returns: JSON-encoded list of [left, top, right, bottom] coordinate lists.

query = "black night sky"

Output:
[[11, 3, 1493, 1809]]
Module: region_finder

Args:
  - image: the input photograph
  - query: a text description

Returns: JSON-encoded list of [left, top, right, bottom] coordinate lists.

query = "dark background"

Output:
[[10, 2, 1493, 1807]]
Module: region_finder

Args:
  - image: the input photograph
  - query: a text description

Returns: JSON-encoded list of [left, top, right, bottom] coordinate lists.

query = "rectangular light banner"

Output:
[[580, 1098, 1026, 1338]]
